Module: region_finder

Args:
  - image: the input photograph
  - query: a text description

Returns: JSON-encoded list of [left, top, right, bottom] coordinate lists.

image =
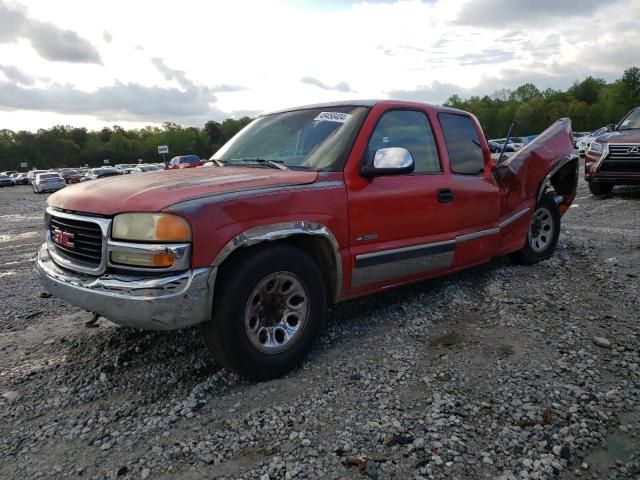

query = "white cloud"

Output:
[[0, 0, 101, 63], [0, 0, 637, 131]]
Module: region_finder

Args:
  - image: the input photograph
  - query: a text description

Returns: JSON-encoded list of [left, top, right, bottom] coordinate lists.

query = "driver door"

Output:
[[346, 108, 456, 291]]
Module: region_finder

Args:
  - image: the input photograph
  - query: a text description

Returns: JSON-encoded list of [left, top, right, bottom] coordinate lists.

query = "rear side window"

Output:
[[367, 110, 441, 173], [439, 113, 485, 175]]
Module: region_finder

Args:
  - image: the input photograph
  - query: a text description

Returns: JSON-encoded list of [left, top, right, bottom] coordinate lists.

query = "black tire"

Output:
[[204, 244, 327, 380], [511, 194, 561, 265], [588, 182, 613, 196]]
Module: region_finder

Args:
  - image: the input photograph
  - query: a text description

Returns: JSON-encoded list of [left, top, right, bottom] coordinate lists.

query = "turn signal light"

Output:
[[156, 216, 190, 242], [111, 251, 175, 268]]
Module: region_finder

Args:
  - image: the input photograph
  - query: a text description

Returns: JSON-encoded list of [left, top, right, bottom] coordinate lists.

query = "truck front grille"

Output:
[[600, 144, 640, 173], [46, 210, 110, 274], [49, 216, 103, 266]]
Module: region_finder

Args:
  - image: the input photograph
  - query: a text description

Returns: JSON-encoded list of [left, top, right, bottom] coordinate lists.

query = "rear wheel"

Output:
[[204, 244, 327, 380], [588, 182, 613, 196], [511, 194, 560, 265]]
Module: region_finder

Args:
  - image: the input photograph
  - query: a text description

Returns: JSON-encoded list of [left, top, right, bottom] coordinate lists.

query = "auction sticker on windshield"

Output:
[[314, 112, 352, 123]]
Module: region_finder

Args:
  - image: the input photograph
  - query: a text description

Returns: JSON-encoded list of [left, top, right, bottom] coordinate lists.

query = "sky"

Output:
[[0, 0, 638, 131]]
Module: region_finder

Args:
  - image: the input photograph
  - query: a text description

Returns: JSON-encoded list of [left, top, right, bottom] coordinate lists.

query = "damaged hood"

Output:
[[48, 167, 319, 216]]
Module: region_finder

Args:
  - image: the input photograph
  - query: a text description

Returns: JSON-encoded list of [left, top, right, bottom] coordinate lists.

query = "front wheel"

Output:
[[588, 182, 613, 196], [511, 194, 560, 265], [204, 244, 327, 380]]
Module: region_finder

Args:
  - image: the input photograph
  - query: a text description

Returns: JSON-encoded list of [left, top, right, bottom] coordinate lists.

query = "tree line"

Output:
[[0, 117, 252, 171], [0, 67, 638, 171], [445, 67, 640, 138]]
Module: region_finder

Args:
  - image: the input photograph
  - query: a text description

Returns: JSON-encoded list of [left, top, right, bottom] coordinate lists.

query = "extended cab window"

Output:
[[439, 113, 485, 175], [367, 110, 440, 173]]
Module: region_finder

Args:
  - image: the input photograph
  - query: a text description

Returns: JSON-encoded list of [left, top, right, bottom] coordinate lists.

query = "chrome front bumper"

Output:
[[36, 243, 215, 330]]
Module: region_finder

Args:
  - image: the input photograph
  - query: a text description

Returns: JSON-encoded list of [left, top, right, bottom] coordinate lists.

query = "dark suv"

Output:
[[585, 106, 640, 195], [166, 155, 203, 169]]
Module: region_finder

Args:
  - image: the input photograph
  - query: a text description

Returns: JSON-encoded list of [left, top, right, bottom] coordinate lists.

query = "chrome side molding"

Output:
[[498, 208, 531, 229], [352, 207, 531, 287]]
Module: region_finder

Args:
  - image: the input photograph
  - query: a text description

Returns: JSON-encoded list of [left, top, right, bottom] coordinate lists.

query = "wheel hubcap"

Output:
[[244, 272, 310, 354], [528, 207, 554, 253]]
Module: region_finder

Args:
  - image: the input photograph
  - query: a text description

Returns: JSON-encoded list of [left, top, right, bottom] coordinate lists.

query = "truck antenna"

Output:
[[497, 120, 517, 164]]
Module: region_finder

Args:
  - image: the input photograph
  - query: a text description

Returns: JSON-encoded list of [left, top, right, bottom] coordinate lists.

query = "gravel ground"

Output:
[[0, 174, 639, 480]]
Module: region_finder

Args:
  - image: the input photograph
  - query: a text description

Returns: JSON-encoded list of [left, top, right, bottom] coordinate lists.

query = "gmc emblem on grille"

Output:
[[628, 146, 640, 154], [52, 228, 75, 248]]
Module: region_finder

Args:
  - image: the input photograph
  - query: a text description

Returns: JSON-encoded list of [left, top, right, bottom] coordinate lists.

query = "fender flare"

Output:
[[211, 221, 343, 302]]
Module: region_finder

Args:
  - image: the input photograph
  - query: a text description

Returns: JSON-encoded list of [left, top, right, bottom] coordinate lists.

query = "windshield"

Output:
[[212, 106, 369, 171], [39, 174, 60, 179], [619, 108, 640, 131]]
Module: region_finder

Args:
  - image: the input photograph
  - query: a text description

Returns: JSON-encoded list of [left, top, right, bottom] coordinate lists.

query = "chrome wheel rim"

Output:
[[244, 272, 310, 354], [528, 207, 554, 253]]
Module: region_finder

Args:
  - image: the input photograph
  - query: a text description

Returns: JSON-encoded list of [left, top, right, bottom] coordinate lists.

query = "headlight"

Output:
[[112, 213, 191, 242], [588, 142, 604, 155]]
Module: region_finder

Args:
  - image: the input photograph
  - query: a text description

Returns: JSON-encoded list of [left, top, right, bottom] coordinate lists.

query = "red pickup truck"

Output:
[[36, 100, 578, 380]]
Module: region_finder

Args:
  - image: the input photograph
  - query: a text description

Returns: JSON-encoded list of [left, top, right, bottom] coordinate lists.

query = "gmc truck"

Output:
[[584, 106, 640, 195], [36, 100, 578, 380]]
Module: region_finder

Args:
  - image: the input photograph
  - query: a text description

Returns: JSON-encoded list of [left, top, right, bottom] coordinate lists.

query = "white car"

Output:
[[576, 127, 608, 156], [493, 137, 524, 150], [33, 173, 66, 193], [27, 169, 51, 183], [130, 165, 162, 174]]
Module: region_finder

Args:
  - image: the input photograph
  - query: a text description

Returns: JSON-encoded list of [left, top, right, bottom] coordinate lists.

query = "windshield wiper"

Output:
[[226, 157, 288, 170]]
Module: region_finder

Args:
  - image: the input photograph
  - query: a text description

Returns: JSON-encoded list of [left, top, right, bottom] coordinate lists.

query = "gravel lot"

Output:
[[1, 174, 639, 480]]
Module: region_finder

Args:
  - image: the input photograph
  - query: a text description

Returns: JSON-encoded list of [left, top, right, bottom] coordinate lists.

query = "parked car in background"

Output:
[[12, 173, 29, 185], [37, 100, 578, 380], [130, 165, 162, 174], [488, 140, 516, 153], [584, 106, 640, 195], [59, 170, 83, 184], [0, 174, 14, 187], [577, 127, 609, 156], [27, 170, 51, 183], [1, 170, 18, 177], [33, 173, 66, 193], [82, 168, 122, 181], [166, 155, 204, 169], [572, 131, 589, 148], [493, 137, 524, 150], [115, 164, 137, 172]]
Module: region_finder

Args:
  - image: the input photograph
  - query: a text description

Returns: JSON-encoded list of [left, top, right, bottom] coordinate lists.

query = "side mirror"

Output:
[[361, 147, 415, 178], [606, 124, 616, 132]]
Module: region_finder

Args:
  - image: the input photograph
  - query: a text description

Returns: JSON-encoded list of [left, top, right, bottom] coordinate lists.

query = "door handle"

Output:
[[437, 188, 454, 203]]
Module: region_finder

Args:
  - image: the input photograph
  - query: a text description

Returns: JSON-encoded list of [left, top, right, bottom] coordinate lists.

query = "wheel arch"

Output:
[[537, 154, 579, 212], [211, 222, 343, 303]]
